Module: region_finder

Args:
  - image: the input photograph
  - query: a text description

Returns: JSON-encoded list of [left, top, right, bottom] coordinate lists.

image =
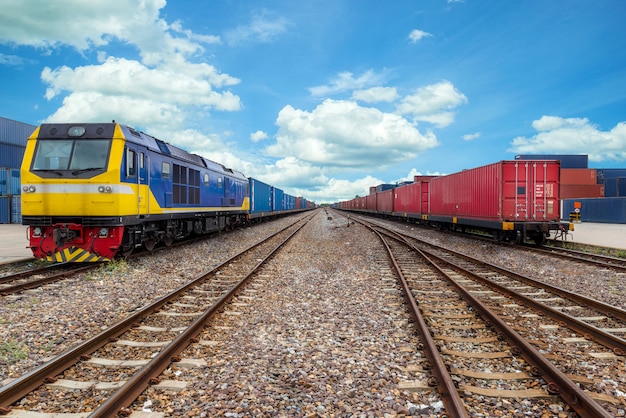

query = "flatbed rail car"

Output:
[[337, 160, 573, 245]]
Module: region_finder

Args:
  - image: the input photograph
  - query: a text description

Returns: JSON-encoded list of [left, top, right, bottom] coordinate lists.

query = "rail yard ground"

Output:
[[1, 210, 626, 416], [1, 219, 626, 265]]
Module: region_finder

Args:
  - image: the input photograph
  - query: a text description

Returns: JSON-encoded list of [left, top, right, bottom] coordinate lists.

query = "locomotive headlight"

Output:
[[23, 185, 36, 193], [98, 186, 113, 193], [99, 228, 109, 237], [33, 227, 42, 237], [98, 186, 105, 193]]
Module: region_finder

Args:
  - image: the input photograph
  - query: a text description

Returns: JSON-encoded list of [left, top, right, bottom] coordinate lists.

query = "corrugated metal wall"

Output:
[[0, 117, 36, 223]]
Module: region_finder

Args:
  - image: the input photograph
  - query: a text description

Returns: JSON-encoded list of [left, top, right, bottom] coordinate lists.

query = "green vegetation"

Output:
[[0, 340, 29, 364]]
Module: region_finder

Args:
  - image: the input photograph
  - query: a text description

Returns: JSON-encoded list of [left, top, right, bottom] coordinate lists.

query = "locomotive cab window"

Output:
[[162, 162, 171, 179], [32, 138, 110, 177]]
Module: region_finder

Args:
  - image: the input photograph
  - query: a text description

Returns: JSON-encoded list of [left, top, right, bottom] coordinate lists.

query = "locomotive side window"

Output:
[[162, 162, 171, 178], [139, 152, 145, 169], [126, 149, 137, 177], [218, 177, 223, 189], [203, 173, 209, 185]]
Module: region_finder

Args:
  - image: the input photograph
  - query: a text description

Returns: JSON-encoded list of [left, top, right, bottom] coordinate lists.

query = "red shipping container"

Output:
[[377, 189, 394, 213], [428, 160, 561, 222], [395, 180, 431, 215], [365, 193, 377, 211], [369, 186, 377, 195], [560, 184, 604, 199], [560, 168, 597, 185]]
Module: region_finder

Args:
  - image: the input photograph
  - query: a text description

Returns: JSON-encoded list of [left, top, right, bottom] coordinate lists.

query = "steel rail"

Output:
[[0, 215, 311, 412], [368, 227, 470, 418], [369, 224, 614, 418], [90, 214, 313, 417]]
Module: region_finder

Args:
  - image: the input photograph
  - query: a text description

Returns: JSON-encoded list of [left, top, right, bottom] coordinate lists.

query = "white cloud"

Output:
[[352, 87, 398, 103], [462, 132, 481, 141], [267, 99, 438, 170], [0, 1, 242, 132], [250, 130, 269, 142], [309, 70, 387, 97], [408, 29, 433, 43], [396, 80, 468, 128], [510, 116, 626, 162], [224, 11, 289, 45]]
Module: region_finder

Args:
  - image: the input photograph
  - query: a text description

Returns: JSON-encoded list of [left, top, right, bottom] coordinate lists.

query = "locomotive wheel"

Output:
[[143, 239, 156, 252], [163, 236, 174, 247], [121, 246, 134, 257]]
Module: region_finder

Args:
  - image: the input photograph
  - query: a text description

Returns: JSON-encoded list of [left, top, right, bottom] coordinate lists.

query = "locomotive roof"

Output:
[[36, 122, 246, 179]]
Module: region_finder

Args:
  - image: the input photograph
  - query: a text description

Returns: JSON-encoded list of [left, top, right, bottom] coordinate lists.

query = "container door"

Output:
[[505, 161, 554, 221]]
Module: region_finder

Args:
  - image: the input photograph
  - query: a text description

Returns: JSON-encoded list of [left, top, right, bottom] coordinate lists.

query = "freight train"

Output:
[[335, 160, 573, 245], [20, 122, 314, 262]]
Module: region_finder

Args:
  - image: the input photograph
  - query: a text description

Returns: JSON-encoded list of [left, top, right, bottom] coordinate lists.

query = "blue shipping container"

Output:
[[603, 177, 626, 197], [0, 196, 8, 223], [0, 117, 36, 146], [11, 195, 21, 223], [249, 178, 272, 213], [562, 197, 626, 223], [274, 188, 285, 211], [0, 143, 26, 168], [0, 168, 21, 195], [597, 169, 626, 181], [515, 154, 588, 169]]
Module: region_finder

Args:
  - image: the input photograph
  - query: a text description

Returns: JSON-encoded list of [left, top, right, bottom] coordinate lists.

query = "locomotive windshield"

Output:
[[32, 139, 111, 176]]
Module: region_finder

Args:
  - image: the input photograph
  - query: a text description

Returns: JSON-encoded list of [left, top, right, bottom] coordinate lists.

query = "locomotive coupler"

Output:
[[52, 223, 82, 246]]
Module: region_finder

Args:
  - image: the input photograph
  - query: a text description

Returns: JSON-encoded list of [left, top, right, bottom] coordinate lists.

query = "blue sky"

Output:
[[1, 1, 625, 203]]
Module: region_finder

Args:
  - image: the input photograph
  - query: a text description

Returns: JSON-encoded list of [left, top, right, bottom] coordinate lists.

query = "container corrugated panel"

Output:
[[0, 117, 36, 147], [394, 181, 424, 214], [429, 160, 561, 221], [0, 143, 26, 168], [365, 193, 377, 211], [10, 195, 21, 223], [274, 188, 284, 211], [376, 184, 394, 193], [597, 169, 626, 181], [603, 177, 626, 197], [560, 168, 597, 185], [377, 189, 394, 213], [0, 170, 6, 195], [515, 154, 588, 168], [249, 178, 272, 213], [560, 184, 604, 199], [0, 196, 8, 223], [562, 197, 626, 223], [9, 168, 20, 195]]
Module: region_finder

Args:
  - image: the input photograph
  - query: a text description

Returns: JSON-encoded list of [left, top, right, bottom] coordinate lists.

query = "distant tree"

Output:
[[355, 194, 360, 198]]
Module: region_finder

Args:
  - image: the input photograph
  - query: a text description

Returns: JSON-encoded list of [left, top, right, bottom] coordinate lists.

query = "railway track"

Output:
[[0, 212, 315, 416], [356, 216, 625, 417], [0, 262, 99, 296]]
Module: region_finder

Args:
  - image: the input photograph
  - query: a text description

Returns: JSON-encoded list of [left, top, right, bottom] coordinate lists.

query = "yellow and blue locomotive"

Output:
[[20, 122, 249, 262]]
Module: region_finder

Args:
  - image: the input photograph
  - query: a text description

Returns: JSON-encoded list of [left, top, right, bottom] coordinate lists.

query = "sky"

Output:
[[1, 1, 625, 204]]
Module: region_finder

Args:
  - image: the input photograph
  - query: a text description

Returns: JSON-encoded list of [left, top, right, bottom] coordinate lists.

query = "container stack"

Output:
[[0, 117, 36, 224]]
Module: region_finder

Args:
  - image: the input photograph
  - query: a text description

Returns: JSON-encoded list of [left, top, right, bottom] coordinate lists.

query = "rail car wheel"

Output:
[[120, 246, 134, 257], [528, 232, 546, 247], [143, 239, 156, 252]]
